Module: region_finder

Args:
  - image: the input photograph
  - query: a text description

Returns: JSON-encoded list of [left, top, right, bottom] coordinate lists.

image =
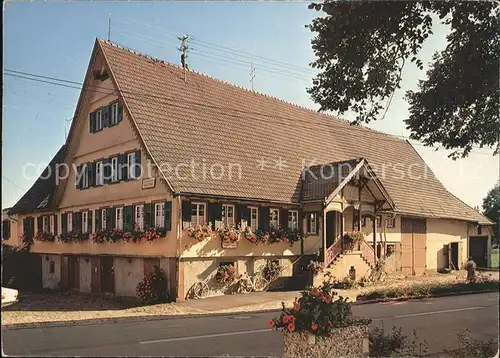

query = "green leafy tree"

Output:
[[307, 1, 499, 158], [483, 184, 500, 243]]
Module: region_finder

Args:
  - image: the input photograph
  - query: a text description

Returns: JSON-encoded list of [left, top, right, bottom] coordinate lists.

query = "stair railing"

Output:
[[325, 236, 343, 267]]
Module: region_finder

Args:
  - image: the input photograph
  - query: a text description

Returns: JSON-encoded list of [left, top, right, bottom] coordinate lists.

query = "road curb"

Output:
[[353, 289, 499, 305], [3, 290, 498, 330], [2, 308, 283, 331]]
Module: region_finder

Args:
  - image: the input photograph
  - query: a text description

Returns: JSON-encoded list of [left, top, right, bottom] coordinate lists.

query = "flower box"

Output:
[[283, 324, 369, 357], [221, 239, 238, 249]]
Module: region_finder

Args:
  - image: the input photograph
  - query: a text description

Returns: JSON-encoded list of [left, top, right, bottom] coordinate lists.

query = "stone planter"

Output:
[[283, 324, 369, 357]]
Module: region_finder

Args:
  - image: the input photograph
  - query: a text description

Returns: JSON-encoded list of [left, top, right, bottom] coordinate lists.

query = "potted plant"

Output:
[[268, 280, 371, 357], [342, 231, 365, 251]]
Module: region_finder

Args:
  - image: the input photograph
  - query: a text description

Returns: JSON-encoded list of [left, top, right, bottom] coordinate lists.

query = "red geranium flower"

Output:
[[268, 319, 275, 328], [311, 322, 318, 331], [322, 294, 332, 304], [287, 323, 295, 332]]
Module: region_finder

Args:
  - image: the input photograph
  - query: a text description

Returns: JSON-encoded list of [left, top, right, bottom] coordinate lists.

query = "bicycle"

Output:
[[234, 271, 269, 294]]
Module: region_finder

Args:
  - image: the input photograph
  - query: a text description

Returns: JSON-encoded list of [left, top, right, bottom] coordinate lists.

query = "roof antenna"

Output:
[[178, 35, 191, 82], [108, 14, 112, 42], [250, 61, 255, 91]]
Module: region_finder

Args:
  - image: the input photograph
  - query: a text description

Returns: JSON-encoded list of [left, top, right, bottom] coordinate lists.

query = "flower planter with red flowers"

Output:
[[269, 280, 371, 357], [218, 226, 241, 248], [58, 230, 89, 243], [186, 224, 212, 241], [34, 231, 56, 243], [91, 228, 164, 244], [242, 227, 304, 246]]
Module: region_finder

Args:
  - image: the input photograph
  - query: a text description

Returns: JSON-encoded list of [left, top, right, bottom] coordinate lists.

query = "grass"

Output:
[[491, 248, 499, 268], [356, 280, 499, 301]]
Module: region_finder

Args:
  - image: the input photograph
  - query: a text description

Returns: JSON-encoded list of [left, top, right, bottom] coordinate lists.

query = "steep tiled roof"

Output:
[[97, 39, 491, 224], [9, 145, 67, 215]]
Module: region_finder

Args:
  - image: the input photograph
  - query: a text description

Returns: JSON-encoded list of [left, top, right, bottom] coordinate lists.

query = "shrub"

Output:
[[357, 279, 500, 301], [306, 260, 324, 275], [331, 276, 358, 289], [135, 265, 169, 304], [262, 259, 282, 282], [369, 325, 428, 357], [447, 329, 496, 358], [269, 280, 371, 336]]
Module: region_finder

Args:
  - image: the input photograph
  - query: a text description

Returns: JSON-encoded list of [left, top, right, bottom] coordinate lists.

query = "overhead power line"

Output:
[[114, 30, 311, 82], [2, 176, 27, 192], [116, 17, 317, 76], [3, 68, 497, 155]]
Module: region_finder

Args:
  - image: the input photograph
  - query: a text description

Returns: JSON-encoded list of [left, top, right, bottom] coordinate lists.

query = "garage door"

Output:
[[401, 218, 427, 275]]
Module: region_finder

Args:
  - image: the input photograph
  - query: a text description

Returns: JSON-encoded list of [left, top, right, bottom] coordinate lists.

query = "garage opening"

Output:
[[469, 236, 488, 268]]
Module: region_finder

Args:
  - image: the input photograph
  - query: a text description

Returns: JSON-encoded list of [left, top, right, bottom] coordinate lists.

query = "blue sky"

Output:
[[2, 1, 498, 209]]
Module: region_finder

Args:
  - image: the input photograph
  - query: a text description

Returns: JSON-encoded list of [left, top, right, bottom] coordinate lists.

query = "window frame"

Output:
[[96, 109, 103, 131], [386, 217, 396, 228], [135, 204, 144, 230], [101, 209, 107, 230], [110, 102, 120, 126], [288, 210, 299, 231], [307, 213, 317, 235], [127, 152, 136, 179], [50, 215, 55, 234], [269, 208, 279, 230], [82, 165, 89, 188], [42, 216, 50, 233], [155, 203, 165, 228], [95, 161, 103, 186], [191, 202, 206, 226], [115, 207, 123, 230], [82, 211, 88, 233], [249, 207, 259, 231], [222, 204, 235, 227], [376, 215, 382, 228], [67, 212, 73, 232], [111, 157, 118, 182]]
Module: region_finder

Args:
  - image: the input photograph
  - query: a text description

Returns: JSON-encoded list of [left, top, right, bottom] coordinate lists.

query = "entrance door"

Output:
[[401, 218, 427, 275], [67, 256, 80, 290], [469, 236, 488, 267], [100, 257, 115, 294], [325, 211, 336, 248]]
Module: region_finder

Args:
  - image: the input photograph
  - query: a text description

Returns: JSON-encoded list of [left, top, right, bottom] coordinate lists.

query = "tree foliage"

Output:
[[307, 1, 499, 158], [483, 184, 500, 242]]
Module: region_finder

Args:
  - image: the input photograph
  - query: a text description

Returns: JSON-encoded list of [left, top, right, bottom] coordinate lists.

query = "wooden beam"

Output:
[[324, 159, 365, 206]]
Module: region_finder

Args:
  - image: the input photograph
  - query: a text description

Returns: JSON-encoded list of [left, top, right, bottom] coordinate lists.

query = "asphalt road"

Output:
[[2, 292, 499, 357]]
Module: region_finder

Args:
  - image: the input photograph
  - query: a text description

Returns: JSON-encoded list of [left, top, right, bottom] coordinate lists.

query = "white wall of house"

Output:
[[426, 219, 468, 270]]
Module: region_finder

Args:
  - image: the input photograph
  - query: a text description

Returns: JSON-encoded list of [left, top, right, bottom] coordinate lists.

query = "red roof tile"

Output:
[[98, 39, 491, 224]]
